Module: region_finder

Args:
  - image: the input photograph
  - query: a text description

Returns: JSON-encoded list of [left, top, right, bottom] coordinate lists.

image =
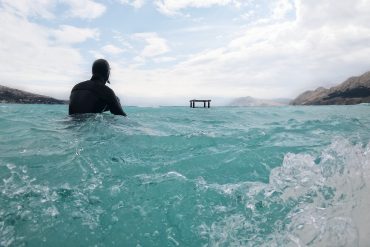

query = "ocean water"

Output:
[[1, 104, 370, 247]]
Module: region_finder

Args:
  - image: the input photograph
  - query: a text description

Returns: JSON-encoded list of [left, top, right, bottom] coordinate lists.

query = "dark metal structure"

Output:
[[190, 99, 211, 108]]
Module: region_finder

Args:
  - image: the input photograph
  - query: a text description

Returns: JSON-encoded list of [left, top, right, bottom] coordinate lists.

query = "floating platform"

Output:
[[190, 99, 211, 108]]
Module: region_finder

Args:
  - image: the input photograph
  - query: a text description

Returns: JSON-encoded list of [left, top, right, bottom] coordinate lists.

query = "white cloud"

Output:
[[89, 50, 105, 59], [113, 31, 135, 50], [272, 0, 294, 20], [2, 0, 370, 105], [173, 0, 370, 98], [153, 56, 176, 63], [155, 0, 242, 15], [0, 0, 56, 19], [119, 0, 145, 9], [61, 0, 106, 19], [295, 0, 370, 28], [102, 44, 125, 55], [108, 0, 370, 104], [52, 25, 99, 44], [0, 10, 91, 98], [133, 32, 170, 57], [0, 0, 106, 20]]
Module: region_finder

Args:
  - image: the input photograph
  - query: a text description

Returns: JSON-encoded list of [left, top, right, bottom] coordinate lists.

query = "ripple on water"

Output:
[[1, 105, 370, 246]]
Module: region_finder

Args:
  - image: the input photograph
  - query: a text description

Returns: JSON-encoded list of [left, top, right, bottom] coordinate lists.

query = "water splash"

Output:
[[198, 138, 370, 247]]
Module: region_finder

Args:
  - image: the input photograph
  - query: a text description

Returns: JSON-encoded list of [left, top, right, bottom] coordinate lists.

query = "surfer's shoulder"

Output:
[[71, 80, 92, 92]]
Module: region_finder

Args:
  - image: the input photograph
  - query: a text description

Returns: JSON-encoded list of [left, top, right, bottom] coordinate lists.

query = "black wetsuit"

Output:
[[69, 76, 126, 116]]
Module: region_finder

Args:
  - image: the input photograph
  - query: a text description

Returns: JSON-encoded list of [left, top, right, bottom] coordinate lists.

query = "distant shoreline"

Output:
[[291, 71, 370, 105], [0, 101, 68, 105], [3, 68, 370, 106], [0, 85, 67, 105]]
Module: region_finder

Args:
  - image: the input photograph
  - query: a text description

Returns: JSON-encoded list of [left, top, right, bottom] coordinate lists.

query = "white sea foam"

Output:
[[198, 138, 370, 247], [276, 138, 370, 247], [135, 171, 188, 185]]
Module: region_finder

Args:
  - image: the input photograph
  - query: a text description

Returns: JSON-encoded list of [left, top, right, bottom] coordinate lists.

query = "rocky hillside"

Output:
[[291, 71, 370, 105], [229, 96, 288, 106], [0, 85, 67, 104]]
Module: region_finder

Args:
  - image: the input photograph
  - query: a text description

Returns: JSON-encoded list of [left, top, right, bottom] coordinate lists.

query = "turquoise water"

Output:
[[1, 104, 370, 246]]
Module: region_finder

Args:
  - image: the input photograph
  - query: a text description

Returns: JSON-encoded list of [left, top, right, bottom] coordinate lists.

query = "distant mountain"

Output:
[[291, 71, 370, 105], [0, 85, 67, 104], [228, 96, 288, 107]]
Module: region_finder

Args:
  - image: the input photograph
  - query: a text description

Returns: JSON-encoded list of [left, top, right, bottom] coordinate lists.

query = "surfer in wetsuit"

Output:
[[69, 59, 127, 116]]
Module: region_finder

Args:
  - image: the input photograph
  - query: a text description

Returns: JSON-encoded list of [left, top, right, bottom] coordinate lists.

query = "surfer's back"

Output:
[[69, 80, 109, 114]]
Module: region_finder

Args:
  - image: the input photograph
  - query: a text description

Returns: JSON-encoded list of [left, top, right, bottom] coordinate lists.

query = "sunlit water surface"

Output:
[[1, 104, 370, 246]]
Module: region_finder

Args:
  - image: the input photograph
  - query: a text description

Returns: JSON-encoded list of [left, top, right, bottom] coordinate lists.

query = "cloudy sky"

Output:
[[1, 0, 370, 105]]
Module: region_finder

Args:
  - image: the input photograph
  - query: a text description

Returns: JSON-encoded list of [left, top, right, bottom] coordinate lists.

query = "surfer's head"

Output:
[[92, 59, 110, 84]]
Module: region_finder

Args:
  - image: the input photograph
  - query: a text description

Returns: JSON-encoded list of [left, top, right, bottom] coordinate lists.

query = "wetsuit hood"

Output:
[[92, 59, 110, 84]]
